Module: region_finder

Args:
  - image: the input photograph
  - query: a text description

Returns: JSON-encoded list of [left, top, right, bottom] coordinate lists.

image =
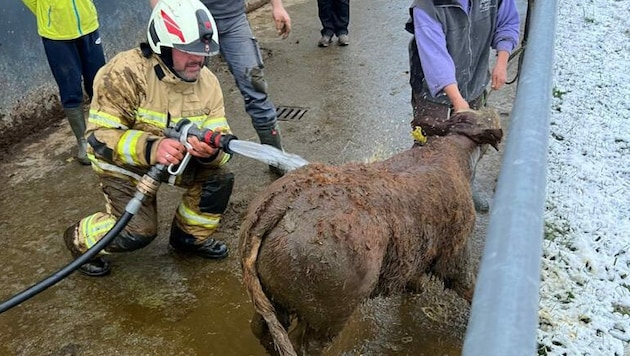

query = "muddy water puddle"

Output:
[[0, 155, 469, 356]]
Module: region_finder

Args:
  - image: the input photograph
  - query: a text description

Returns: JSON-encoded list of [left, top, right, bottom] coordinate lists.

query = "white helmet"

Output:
[[148, 0, 219, 56]]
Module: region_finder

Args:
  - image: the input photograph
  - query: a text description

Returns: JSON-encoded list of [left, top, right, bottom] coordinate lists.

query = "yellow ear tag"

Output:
[[412, 126, 427, 145]]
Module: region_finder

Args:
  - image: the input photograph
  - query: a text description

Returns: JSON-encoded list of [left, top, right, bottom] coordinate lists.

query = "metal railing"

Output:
[[463, 0, 557, 355]]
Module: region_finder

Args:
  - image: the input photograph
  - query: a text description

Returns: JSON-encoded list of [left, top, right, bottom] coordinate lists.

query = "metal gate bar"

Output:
[[463, 0, 557, 355]]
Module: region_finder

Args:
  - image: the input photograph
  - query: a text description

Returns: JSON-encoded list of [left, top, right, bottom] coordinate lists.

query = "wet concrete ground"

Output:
[[0, 0, 523, 355]]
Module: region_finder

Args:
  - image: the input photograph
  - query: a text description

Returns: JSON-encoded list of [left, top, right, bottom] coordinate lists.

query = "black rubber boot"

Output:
[[470, 164, 489, 213], [63, 223, 111, 277], [169, 223, 228, 259], [255, 123, 287, 176], [472, 189, 490, 213]]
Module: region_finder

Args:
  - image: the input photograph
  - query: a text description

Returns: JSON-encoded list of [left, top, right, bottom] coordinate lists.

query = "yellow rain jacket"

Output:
[[21, 0, 100, 40], [86, 47, 232, 183]]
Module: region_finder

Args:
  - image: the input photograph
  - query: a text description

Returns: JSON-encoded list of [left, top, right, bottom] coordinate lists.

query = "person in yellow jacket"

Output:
[[63, 0, 234, 276], [21, 0, 106, 165]]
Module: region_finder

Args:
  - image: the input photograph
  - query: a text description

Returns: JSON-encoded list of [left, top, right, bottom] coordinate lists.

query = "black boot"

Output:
[[255, 123, 287, 176], [63, 223, 111, 277], [470, 164, 490, 213], [169, 223, 228, 259], [472, 189, 490, 213]]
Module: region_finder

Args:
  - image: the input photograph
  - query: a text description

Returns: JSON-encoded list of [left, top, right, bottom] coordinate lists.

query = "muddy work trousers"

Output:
[[215, 13, 277, 131], [71, 166, 234, 254]]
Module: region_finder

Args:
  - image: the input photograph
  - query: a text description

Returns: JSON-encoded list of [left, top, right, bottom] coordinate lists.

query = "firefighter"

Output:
[[63, 0, 234, 276], [150, 0, 292, 176]]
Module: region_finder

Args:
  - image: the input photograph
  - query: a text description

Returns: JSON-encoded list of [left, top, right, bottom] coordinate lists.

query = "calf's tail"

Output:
[[242, 235, 297, 356]]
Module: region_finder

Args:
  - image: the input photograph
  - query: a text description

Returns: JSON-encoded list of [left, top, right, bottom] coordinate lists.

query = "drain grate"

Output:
[[276, 106, 309, 121]]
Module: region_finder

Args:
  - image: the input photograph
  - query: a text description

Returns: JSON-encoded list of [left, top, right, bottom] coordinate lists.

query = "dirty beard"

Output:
[[175, 65, 201, 82]]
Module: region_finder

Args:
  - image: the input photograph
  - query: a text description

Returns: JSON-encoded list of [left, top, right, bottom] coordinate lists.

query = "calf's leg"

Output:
[[431, 240, 476, 303]]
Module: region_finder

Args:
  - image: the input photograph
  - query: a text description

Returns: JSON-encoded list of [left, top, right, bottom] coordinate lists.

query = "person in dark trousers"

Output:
[[21, 0, 106, 165], [151, 0, 292, 176], [317, 0, 350, 47], [406, 0, 520, 212]]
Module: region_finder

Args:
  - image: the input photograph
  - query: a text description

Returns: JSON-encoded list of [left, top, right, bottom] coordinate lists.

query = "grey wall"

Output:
[[0, 0, 149, 144]]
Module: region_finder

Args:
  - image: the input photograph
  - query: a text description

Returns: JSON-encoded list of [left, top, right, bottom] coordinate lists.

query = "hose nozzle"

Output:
[[188, 125, 237, 153], [165, 119, 238, 152], [163, 120, 238, 176], [218, 133, 237, 154]]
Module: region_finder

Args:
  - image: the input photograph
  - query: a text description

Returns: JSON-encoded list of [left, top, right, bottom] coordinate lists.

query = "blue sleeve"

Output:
[[493, 0, 520, 53], [412, 7, 457, 97]]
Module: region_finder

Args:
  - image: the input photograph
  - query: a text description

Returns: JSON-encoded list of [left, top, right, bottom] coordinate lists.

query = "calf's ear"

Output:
[[481, 128, 503, 150], [449, 108, 503, 149]]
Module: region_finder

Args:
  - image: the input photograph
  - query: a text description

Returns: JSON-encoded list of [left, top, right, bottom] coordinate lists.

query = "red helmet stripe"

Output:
[[161, 10, 185, 42]]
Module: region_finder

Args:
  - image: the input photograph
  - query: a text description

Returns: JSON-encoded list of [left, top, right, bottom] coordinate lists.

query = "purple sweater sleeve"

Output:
[[412, 7, 456, 98], [493, 0, 521, 52], [413, 0, 521, 97]]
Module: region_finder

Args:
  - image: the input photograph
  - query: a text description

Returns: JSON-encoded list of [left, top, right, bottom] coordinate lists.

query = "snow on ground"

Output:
[[537, 1, 630, 355]]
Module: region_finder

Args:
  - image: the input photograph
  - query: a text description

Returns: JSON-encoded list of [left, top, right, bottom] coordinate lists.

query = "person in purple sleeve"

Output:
[[406, 0, 520, 212]]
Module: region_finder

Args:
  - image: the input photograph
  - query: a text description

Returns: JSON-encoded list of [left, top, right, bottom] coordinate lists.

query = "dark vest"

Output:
[[201, 0, 246, 20], [406, 0, 499, 104]]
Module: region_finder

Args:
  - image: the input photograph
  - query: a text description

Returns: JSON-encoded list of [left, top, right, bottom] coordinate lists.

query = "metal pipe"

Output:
[[462, 0, 557, 354]]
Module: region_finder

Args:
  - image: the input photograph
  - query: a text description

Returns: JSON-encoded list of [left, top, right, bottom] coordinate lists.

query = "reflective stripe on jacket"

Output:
[[21, 0, 99, 40], [86, 47, 232, 182]]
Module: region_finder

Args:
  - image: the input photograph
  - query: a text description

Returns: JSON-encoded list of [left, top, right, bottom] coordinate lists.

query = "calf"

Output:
[[239, 109, 503, 355]]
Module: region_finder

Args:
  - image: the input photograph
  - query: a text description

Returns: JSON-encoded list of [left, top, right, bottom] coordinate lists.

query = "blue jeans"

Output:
[[42, 30, 106, 109], [317, 0, 350, 37], [214, 13, 277, 130]]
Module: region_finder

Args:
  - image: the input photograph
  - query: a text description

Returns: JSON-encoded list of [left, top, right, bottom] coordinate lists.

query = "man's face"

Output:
[[172, 49, 205, 81]]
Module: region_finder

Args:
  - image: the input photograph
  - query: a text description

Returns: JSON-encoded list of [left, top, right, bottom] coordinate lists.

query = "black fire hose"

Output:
[[0, 212, 133, 314], [506, 0, 534, 85], [0, 164, 167, 314], [0, 122, 233, 314]]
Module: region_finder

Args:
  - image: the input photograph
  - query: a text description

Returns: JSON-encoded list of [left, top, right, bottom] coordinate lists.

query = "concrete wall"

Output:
[[0, 0, 263, 150], [0, 1, 149, 133]]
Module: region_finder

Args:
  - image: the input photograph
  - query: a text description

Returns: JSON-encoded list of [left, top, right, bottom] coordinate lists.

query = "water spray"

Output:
[[166, 119, 309, 173]]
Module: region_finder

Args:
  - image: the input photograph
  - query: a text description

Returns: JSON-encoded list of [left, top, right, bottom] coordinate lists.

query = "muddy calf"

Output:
[[239, 109, 503, 355]]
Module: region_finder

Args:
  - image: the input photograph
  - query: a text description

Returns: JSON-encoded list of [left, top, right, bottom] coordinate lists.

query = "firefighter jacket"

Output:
[[21, 0, 100, 40], [86, 47, 232, 183]]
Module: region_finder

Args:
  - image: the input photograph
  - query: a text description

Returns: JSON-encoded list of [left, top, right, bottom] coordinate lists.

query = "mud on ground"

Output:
[[0, 89, 65, 160]]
